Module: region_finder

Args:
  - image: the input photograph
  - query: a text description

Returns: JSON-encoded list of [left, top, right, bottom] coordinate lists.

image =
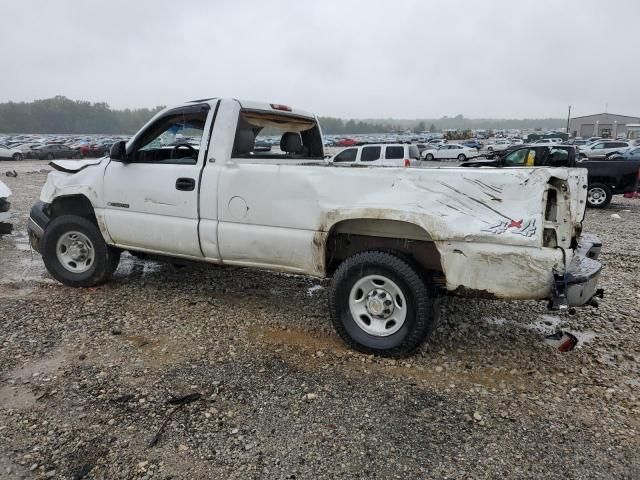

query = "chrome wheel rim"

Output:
[[349, 275, 407, 337], [56, 231, 95, 273], [588, 187, 607, 206]]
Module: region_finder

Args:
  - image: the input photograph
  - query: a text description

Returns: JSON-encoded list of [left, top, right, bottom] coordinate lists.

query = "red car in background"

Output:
[[335, 138, 358, 147]]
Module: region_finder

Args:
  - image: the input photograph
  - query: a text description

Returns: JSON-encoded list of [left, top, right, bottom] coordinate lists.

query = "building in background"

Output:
[[569, 113, 640, 138]]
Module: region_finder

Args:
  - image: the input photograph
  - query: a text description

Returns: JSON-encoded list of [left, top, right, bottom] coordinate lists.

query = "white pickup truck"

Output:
[[28, 98, 603, 357]]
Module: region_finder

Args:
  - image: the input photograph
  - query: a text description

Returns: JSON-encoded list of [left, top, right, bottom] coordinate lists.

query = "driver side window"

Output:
[[504, 149, 534, 166], [128, 106, 208, 165]]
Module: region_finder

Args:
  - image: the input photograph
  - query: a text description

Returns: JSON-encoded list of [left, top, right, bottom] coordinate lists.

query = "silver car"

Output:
[[578, 140, 631, 159]]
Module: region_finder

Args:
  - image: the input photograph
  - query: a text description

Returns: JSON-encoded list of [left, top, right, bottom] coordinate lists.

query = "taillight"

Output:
[[404, 159, 410, 167]]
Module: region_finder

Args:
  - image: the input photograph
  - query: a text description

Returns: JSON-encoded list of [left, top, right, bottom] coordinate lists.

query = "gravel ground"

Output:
[[0, 161, 638, 479]]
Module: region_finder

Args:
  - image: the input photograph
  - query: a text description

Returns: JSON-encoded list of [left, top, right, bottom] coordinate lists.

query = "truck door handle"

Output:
[[175, 178, 196, 191]]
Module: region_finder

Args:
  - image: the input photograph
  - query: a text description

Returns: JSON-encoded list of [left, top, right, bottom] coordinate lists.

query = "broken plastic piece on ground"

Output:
[[544, 331, 578, 352]]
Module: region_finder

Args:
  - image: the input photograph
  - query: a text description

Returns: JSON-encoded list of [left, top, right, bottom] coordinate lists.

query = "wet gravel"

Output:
[[0, 162, 638, 479]]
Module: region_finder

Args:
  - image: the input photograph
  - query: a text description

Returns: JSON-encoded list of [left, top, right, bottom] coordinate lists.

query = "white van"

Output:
[[330, 144, 421, 166]]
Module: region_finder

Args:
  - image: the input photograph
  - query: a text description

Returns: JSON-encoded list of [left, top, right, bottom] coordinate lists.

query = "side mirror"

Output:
[[109, 141, 127, 161]]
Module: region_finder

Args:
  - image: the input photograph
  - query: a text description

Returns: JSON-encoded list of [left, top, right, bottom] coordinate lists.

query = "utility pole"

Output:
[[566, 105, 571, 137]]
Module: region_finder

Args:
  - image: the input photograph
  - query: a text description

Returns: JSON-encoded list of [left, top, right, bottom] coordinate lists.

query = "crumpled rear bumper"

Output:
[[550, 233, 603, 309]]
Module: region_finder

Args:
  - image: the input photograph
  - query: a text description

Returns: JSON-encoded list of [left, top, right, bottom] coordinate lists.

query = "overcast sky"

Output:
[[1, 0, 637, 119]]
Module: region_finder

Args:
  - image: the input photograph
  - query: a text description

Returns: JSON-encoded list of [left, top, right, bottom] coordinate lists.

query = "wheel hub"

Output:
[[365, 289, 394, 318], [589, 188, 606, 205], [68, 241, 89, 261]]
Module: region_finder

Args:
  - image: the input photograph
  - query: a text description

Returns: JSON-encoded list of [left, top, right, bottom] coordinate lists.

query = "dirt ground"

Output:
[[0, 160, 638, 479]]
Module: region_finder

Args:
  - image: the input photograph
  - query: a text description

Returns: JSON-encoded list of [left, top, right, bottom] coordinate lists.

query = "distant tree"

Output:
[[0, 96, 164, 134], [429, 123, 437, 133], [414, 121, 426, 134]]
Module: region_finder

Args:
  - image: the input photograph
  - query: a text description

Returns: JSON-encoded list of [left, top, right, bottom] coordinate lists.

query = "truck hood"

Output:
[[50, 157, 105, 173]]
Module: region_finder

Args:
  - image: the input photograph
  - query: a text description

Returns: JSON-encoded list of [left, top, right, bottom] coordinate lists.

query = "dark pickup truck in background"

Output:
[[461, 145, 640, 208]]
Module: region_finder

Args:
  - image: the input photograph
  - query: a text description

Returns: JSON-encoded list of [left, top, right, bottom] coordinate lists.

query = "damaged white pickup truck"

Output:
[[28, 98, 603, 356]]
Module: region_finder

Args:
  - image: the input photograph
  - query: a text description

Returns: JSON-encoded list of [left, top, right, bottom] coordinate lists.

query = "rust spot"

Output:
[[312, 230, 327, 275]]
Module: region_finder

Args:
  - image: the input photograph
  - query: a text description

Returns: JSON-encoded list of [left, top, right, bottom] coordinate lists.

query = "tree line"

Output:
[[0, 96, 565, 135], [0, 96, 164, 134]]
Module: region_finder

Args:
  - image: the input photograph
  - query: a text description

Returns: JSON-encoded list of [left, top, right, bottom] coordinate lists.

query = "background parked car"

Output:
[[578, 140, 631, 159], [606, 146, 640, 160], [330, 144, 421, 166], [0, 143, 23, 161], [486, 139, 511, 152], [462, 139, 482, 150], [335, 138, 358, 147], [33, 144, 80, 160], [88, 142, 112, 157], [422, 143, 479, 161]]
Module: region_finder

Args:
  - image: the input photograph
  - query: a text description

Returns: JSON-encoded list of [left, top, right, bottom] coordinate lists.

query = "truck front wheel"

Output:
[[329, 251, 438, 357], [41, 215, 120, 287]]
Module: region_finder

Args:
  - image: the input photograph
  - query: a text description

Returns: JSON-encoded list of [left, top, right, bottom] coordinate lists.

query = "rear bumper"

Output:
[[550, 233, 603, 309], [27, 201, 50, 253]]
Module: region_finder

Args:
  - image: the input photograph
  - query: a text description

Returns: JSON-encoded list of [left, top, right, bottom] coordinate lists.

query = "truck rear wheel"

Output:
[[586, 184, 612, 208], [329, 251, 438, 357], [41, 214, 120, 287]]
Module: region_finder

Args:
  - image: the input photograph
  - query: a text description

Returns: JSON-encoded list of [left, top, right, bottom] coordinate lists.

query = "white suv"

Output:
[[330, 144, 421, 166], [487, 139, 511, 152], [579, 140, 631, 159]]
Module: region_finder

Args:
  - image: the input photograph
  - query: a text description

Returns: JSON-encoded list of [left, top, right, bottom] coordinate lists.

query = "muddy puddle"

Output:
[[249, 325, 529, 390], [0, 349, 68, 410]]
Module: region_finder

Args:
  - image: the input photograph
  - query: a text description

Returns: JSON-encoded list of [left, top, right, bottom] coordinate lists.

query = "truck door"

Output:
[[103, 103, 215, 258], [215, 104, 326, 275]]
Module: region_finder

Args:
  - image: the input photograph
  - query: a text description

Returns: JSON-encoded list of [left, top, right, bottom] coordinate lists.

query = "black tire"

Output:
[[586, 183, 612, 208], [47, 153, 54, 160], [457, 154, 466, 161], [41, 215, 120, 287], [425, 153, 434, 161], [12, 153, 23, 161], [329, 251, 439, 357]]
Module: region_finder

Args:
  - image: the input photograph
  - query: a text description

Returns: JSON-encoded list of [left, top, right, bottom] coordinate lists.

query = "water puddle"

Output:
[[0, 349, 68, 410]]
